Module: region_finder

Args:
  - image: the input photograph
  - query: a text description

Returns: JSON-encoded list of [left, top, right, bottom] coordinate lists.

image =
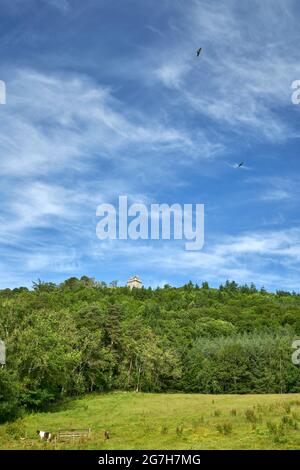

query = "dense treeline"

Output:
[[1, 277, 300, 421]]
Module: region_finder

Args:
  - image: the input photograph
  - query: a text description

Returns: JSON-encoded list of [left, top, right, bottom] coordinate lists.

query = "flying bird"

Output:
[[196, 47, 202, 57], [225, 161, 249, 170]]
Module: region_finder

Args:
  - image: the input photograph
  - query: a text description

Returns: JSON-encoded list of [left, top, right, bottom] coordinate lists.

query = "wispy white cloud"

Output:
[[0, 69, 210, 179], [246, 176, 299, 202], [261, 189, 291, 202], [149, 0, 300, 141], [0, 68, 207, 285], [43, 0, 70, 12], [0, 1, 299, 291], [87, 227, 300, 290], [155, 62, 189, 89]]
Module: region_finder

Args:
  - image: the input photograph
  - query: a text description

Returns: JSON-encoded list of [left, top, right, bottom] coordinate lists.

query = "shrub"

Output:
[[266, 421, 287, 444], [216, 422, 232, 435], [5, 420, 25, 439], [245, 409, 256, 423], [161, 425, 168, 435], [0, 370, 20, 423], [283, 403, 291, 414], [281, 415, 298, 430]]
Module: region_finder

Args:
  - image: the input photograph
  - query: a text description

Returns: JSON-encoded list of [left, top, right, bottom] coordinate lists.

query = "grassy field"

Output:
[[1, 392, 300, 450]]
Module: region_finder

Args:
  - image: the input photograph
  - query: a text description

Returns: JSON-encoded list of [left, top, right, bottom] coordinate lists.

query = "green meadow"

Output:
[[1, 392, 300, 450]]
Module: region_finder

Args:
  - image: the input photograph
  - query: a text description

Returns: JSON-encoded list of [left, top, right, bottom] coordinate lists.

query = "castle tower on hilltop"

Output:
[[127, 275, 143, 290]]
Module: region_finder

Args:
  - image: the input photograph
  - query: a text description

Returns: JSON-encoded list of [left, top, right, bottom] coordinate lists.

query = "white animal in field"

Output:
[[37, 430, 52, 442]]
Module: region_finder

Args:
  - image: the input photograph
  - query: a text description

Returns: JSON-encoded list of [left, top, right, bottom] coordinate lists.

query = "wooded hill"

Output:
[[1, 277, 300, 422]]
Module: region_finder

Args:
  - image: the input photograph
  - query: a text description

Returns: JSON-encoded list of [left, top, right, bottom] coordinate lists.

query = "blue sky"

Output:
[[0, 0, 300, 290]]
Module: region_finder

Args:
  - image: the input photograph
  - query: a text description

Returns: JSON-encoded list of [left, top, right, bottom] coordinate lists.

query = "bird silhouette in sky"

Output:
[[196, 47, 202, 57], [226, 161, 249, 170]]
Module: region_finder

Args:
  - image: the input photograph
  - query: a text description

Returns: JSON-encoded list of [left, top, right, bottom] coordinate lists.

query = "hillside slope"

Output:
[[1, 392, 300, 450]]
